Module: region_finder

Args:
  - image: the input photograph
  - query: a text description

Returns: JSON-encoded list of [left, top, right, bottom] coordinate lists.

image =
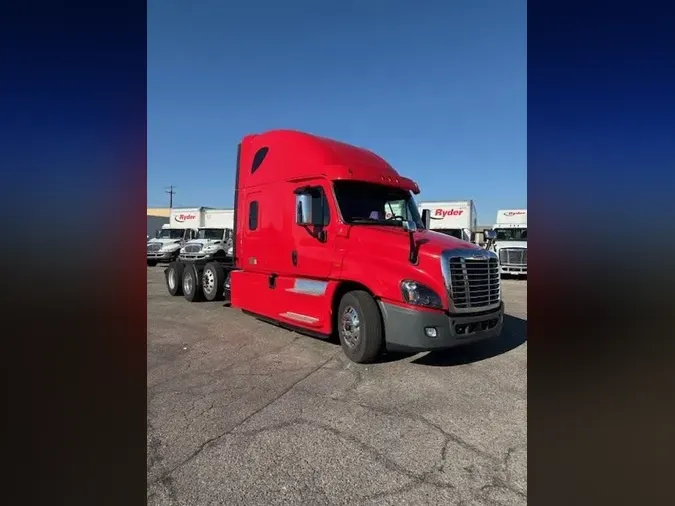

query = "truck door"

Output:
[[290, 181, 336, 278], [239, 190, 264, 270]]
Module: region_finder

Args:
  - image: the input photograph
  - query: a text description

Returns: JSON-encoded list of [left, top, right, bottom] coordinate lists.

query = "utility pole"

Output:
[[165, 185, 176, 209]]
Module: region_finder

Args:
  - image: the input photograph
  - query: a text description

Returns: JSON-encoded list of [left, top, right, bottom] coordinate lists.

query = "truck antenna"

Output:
[[165, 185, 176, 209]]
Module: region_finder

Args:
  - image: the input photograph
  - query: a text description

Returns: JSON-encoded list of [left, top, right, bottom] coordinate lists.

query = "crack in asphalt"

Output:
[[151, 350, 341, 489], [233, 415, 525, 502], [240, 418, 456, 496], [149, 359, 526, 504]]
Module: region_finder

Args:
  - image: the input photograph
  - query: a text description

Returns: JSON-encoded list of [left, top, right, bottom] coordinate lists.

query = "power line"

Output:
[[165, 185, 176, 208]]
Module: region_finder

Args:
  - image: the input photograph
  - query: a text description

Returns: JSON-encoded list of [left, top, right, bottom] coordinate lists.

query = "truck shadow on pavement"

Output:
[[382, 314, 527, 367]]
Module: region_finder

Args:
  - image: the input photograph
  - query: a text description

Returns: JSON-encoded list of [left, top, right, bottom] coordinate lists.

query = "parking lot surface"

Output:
[[147, 267, 527, 505]]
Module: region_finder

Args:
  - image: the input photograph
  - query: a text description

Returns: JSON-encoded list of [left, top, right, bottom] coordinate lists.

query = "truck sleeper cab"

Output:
[[228, 130, 504, 364]]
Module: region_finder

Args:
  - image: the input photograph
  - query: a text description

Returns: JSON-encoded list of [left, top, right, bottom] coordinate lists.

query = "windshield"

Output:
[[157, 229, 184, 239], [333, 181, 423, 228], [196, 228, 224, 240], [495, 228, 527, 241]]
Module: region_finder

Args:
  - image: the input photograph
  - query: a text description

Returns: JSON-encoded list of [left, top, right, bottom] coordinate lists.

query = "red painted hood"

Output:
[[345, 225, 480, 257], [339, 225, 483, 306]]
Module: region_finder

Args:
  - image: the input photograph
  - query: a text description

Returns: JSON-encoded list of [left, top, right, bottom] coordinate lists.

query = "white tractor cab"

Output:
[[146, 207, 206, 266], [486, 209, 527, 277], [418, 200, 478, 244], [179, 209, 234, 262], [147, 225, 197, 266], [180, 227, 233, 261]]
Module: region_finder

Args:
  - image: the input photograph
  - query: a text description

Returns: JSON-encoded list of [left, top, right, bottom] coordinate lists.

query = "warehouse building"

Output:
[[147, 208, 170, 239]]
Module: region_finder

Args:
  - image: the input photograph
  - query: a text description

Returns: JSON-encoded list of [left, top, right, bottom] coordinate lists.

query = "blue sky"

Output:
[[148, 0, 526, 225]]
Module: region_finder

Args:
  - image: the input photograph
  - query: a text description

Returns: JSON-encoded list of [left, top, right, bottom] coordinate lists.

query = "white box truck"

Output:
[[490, 209, 527, 276], [418, 200, 478, 243], [146, 207, 206, 266], [179, 209, 234, 262]]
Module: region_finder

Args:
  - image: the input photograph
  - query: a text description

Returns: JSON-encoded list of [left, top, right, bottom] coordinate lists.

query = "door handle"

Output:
[[291, 250, 298, 266]]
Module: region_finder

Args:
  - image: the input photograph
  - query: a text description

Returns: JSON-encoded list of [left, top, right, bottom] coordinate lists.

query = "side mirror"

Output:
[[402, 220, 417, 232], [155, 230, 160, 238], [421, 209, 430, 229], [295, 193, 313, 226], [485, 230, 497, 241]]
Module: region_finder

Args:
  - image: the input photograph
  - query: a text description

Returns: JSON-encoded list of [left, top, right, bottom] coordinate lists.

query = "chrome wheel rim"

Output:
[[168, 269, 176, 290], [341, 306, 361, 348], [183, 272, 193, 294], [203, 268, 215, 295]]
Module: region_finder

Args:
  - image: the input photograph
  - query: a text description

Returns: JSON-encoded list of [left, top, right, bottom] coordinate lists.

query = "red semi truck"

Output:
[[165, 130, 503, 363]]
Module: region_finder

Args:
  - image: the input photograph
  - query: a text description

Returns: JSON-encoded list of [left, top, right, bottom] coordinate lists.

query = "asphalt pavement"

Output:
[[147, 267, 527, 505]]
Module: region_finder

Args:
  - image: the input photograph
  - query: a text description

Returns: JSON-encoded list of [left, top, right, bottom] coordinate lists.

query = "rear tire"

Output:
[[182, 264, 203, 302], [337, 290, 384, 364], [165, 261, 184, 296], [202, 262, 225, 301]]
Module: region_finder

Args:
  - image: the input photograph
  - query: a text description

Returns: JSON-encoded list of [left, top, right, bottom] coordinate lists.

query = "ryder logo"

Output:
[[431, 208, 464, 219], [175, 214, 197, 223], [503, 211, 525, 217]]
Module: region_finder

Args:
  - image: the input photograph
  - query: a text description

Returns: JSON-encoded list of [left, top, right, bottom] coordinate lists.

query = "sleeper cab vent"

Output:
[[251, 147, 269, 173]]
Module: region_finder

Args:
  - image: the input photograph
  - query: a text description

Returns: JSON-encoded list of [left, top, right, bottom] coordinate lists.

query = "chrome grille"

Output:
[[183, 244, 202, 253], [498, 248, 527, 266], [147, 243, 161, 252], [444, 252, 500, 311]]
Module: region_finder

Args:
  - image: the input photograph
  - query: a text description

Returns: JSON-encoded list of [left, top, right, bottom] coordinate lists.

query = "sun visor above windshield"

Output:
[[332, 167, 420, 194]]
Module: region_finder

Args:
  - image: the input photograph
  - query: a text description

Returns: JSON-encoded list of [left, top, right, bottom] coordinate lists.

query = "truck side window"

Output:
[[299, 186, 330, 226], [251, 147, 269, 173], [248, 201, 259, 230], [311, 187, 330, 226]]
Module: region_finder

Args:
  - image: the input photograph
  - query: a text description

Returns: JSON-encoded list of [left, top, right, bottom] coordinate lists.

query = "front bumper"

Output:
[[179, 252, 233, 262], [180, 252, 215, 261], [378, 301, 504, 352], [147, 251, 178, 261], [499, 264, 527, 275]]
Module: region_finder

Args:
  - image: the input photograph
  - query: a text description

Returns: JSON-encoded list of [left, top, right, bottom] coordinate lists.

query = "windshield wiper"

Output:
[[350, 218, 400, 226]]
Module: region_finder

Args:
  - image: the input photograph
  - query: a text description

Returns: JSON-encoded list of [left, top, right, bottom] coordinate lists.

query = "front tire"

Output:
[[337, 290, 384, 364], [147, 260, 157, 267], [202, 262, 225, 301], [165, 261, 184, 296], [182, 264, 203, 302]]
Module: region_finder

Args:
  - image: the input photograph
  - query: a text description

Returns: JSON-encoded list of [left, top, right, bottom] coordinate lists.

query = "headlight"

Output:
[[400, 280, 443, 309], [202, 245, 218, 253]]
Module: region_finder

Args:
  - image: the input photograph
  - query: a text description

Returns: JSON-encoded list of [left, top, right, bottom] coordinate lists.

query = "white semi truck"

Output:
[[418, 200, 478, 243], [179, 209, 234, 262], [490, 209, 527, 276], [146, 207, 207, 266]]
